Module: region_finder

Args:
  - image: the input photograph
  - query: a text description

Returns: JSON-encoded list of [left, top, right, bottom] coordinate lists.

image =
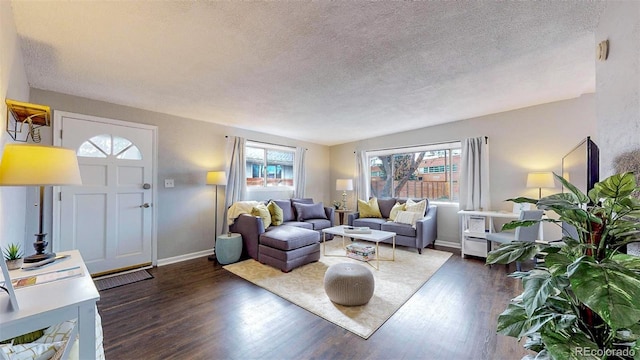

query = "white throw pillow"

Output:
[[388, 202, 405, 221], [394, 210, 421, 228], [405, 199, 427, 216]]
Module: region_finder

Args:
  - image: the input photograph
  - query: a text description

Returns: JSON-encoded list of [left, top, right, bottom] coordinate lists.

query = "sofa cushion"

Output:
[[377, 198, 397, 219], [353, 217, 387, 230], [273, 199, 295, 222], [358, 198, 382, 218], [291, 198, 314, 204], [388, 202, 406, 221], [382, 221, 417, 237], [394, 210, 421, 228], [267, 201, 284, 226], [260, 226, 320, 251], [251, 203, 272, 230], [294, 202, 328, 221], [405, 198, 428, 216], [280, 221, 313, 229], [304, 218, 332, 231]]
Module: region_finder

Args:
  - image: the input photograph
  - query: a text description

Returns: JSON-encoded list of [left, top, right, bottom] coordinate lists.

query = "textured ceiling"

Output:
[[10, 1, 605, 146]]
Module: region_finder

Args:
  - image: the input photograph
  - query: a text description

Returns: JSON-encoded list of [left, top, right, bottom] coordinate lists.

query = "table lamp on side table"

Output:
[[336, 178, 353, 210], [206, 171, 227, 261], [0, 144, 82, 263]]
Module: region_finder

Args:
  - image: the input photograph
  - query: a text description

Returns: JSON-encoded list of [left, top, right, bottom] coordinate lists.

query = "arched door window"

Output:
[[77, 134, 142, 160]]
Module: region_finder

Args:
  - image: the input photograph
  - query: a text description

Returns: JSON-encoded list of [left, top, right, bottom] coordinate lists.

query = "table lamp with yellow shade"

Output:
[[0, 144, 82, 263]]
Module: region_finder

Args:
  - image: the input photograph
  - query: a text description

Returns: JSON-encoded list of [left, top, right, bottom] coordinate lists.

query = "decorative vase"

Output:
[[6, 258, 23, 270]]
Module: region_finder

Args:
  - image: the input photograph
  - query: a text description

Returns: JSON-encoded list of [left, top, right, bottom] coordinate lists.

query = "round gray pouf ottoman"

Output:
[[324, 262, 375, 306]]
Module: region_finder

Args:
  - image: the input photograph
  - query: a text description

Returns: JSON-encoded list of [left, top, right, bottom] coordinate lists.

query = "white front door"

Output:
[[54, 111, 157, 275]]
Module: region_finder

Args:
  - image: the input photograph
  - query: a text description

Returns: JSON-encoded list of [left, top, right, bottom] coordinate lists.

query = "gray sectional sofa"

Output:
[[229, 198, 335, 271], [347, 198, 437, 254]]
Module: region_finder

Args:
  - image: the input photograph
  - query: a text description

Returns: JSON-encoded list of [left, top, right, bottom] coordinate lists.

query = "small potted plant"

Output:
[[3, 243, 23, 270]]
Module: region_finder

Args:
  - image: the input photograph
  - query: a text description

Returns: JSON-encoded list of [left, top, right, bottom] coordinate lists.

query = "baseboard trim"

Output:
[[435, 240, 461, 249], [157, 249, 214, 267]]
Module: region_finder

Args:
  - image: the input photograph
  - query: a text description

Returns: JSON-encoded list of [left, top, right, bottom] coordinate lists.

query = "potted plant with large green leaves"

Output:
[[487, 172, 640, 359]]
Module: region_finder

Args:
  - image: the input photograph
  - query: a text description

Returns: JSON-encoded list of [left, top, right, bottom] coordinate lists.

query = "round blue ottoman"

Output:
[[215, 233, 243, 264]]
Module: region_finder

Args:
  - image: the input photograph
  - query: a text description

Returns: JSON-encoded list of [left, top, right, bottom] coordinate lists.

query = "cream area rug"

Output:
[[223, 237, 452, 339]]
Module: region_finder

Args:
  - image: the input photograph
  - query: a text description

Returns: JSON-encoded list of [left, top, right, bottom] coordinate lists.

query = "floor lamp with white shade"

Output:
[[0, 144, 82, 263], [206, 171, 227, 261]]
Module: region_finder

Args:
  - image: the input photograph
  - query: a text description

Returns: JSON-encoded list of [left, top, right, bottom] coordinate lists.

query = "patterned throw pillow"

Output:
[[0, 342, 64, 360], [405, 199, 427, 216], [251, 203, 272, 230], [394, 210, 421, 228], [0, 329, 45, 345], [35, 320, 76, 344], [267, 201, 283, 226], [388, 202, 406, 221], [357, 198, 382, 218]]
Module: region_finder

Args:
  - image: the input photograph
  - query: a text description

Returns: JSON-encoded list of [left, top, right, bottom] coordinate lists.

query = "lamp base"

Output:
[[24, 252, 55, 263], [23, 233, 56, 263]]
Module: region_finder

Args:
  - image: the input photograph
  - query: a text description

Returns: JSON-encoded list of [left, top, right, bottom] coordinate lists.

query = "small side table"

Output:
[[335, 209, 352, 225], [215, 233, 243, 264]]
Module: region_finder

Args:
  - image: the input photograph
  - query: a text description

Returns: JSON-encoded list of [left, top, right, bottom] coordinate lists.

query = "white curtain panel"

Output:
[[223, 136, 246, 233], [459, 136, 491, 211], [355, 150, 369, 205], [294, 147, 307, 198]]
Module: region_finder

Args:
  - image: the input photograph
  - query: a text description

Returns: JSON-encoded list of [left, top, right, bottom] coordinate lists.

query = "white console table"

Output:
[[0, 250, 100, 359], [458, 210, 544, 258]]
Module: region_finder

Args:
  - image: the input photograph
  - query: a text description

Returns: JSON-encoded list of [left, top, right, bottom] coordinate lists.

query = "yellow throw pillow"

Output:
[[358, 198, 382, 218], [388, 202, 406, 221], [405, 199, 427, 216], [267, 201, 283, 226], [251, 203, 272, 230]]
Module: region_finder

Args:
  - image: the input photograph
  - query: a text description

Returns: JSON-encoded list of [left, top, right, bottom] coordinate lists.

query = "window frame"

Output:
[[245, 141, 296, 190], [366, 141, 461, 203]]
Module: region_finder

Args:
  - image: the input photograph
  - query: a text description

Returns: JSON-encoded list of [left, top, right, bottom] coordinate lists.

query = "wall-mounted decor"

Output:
[[614, 149, 640, 195], [5, 99, 51, 143]]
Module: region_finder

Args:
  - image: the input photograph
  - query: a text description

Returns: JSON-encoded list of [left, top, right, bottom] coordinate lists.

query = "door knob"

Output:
[[143, 183, 151, 189], [140, 203, 151, 208]]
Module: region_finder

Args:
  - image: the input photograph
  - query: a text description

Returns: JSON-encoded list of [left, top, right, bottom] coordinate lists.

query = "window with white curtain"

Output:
[[367, 142, 461, 202], [245, 141, 295, 189]]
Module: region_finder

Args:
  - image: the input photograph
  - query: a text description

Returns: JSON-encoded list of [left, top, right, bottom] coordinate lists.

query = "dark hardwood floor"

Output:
[[97, 246, 531, 360]]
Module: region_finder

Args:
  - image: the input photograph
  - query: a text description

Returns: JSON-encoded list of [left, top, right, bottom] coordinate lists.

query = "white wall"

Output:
[[330, 94, 597, 245], [596, 2, 640, 178], [0, 1, 30, 253], [595, 2, 640, 255], [29, 89, 331, 261]]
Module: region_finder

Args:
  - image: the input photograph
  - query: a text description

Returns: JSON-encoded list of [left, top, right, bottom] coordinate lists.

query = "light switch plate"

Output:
[[164, 179, 174, 188]]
